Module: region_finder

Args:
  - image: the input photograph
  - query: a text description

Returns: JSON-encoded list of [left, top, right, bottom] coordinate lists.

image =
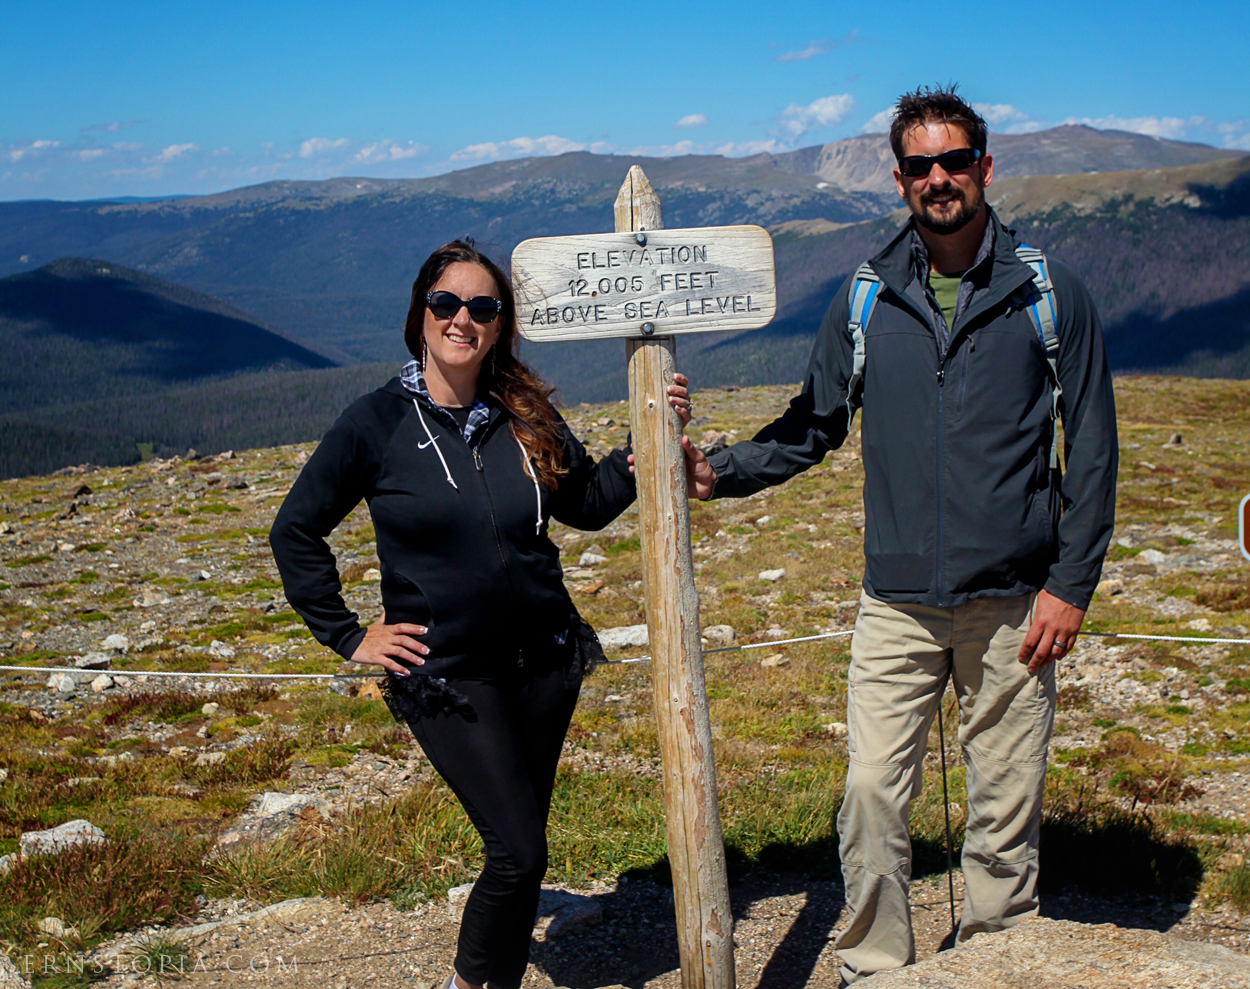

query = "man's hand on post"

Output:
[[1018, 589, 1086, 676]]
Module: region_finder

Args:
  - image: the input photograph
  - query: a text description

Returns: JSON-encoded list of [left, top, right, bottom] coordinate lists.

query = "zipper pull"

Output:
[[472, 448, 484, 472], [937, 367, 945, 386]]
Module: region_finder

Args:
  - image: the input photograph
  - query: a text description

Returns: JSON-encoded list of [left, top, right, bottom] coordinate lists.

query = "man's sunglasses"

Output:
[[898, 148, 983, 178], [425, 290, 502, 323]]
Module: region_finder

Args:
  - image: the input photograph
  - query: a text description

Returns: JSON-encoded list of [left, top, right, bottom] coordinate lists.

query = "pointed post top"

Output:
[[613, 165, 663, 234]]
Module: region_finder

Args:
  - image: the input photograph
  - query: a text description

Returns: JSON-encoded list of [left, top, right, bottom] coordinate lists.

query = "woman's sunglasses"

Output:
[[897, 147, 983, 178], [425, 290, 502, 324]]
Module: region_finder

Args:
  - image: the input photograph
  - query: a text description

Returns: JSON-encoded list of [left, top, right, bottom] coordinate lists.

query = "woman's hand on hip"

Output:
[[349, 616, 429, 675]]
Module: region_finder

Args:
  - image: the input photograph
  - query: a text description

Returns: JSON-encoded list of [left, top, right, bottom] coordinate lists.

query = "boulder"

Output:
[[47, 672, 76, 694], [201, 702, 220, 716], [134, 586, 171, 608], [100, 633, 130, 652], [864, 917, 1249, 988], [20, 819, 106, 858], [75, 652, 112, 670], [578, 550, 608, 567], [0, 952, 31, 989], [90, 674, 113, 693], [216, 792, 332, 850], [208, 640, 235, 659], [533, 888, 604, 940], [758, 568, 787, 582], [37, 917, 80, 940], [447, 882, 475, 919], [760, 654, 790, 668], [597, 624, 649, 650], [702, 625, 736, 647]]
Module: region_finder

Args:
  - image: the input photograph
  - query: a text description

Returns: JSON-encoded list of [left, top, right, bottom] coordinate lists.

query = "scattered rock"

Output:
[[353, 680, 384, 701], [447, 882, 475, 919], [90, 674, 113, 693], [362, 567, 381, 581], [74, 652, 112, 670], [764, 627, 790, 640], [826, 721, 848, 737], [864, 917, 1248, 988], [1165, 432, 1184, 446], [605, 694, 625, 703], [225, 476, 249, 490], [47, 672, 75, 694], [0, 769, 6, 781], [113, 674, 133, 688], [758, 568, 787, 582], [0, 951, 31, 989], [100, 633, 130, 652], [760, 654, 790, 668], [756, 515, 771, 525], [207, 640, 235, 659], [1139, 548, 1168, 565], [56, 541, 76, 553], [195, 751, 226, 766], [578, 549, 608, 567], [196, 569, 212, 581], [20, 819, 106, 858], [1096, 579, 1123, 596], [696, 430, 730, 455], [597, 624, 649, 650], [216, 792, 332, 849], [703, 624, 736, 646], [201, 702, 220, 716], [37, 916, 80, 941], [168, 746, 192, 758], [533, 888, 604, 940], [133, 586, 170, 608], [98, 751, 135, 767]]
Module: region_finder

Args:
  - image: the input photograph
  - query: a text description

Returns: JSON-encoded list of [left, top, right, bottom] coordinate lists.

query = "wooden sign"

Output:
[[1240, 493, 1250, 563], [512, 225, 776, 342]]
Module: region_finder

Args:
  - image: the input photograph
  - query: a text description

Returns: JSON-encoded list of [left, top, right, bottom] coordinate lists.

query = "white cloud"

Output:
[[154, 143, 197, 162], [356, 139, 428, 163], [449, 135, 585, 163], [1217, 121, 1250, 150], [973, 103, 1046, 134], [77, 148, 105, 160], [83, 120, 143, 133], [675, 114, 707, 129], [714, 139, 781, 156], [778, 94, 856, 140], [8, 140, 60, 162], [775, 30, 866, 63], [776, 40, 829, 62], [1061, 114, 1190, 140], [299, 137, 349, 158], [861, 107, 896, 134]]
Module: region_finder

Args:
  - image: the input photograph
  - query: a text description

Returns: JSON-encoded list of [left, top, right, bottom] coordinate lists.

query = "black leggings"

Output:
[[406, 664, 581, 989]]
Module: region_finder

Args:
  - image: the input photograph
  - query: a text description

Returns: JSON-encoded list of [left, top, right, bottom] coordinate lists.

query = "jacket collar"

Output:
[[399, 360, 494, 447], [869, 206, 1039, 327]]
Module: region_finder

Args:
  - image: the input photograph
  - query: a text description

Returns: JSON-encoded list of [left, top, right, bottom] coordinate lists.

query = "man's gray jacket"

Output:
[[706, 208, 1118, 611]]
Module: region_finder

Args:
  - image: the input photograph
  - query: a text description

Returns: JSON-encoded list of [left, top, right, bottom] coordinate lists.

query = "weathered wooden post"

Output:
[[511, 166, 775, 988], [617, 166, 734, 987]]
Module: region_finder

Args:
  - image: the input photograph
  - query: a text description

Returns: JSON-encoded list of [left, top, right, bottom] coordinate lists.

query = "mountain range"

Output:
[[0, 123, 1247, 477]]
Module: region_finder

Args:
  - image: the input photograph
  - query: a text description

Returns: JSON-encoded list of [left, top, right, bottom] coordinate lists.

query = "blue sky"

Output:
[[3, 0, 1247, 201]]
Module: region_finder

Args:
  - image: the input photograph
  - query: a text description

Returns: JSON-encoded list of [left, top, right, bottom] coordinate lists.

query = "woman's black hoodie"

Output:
[[269, 375, 636, 678]]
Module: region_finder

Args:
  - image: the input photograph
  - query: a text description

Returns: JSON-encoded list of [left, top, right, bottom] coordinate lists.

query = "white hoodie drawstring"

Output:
[[412, 399, 458, 490], [516, 437, 543, 535]]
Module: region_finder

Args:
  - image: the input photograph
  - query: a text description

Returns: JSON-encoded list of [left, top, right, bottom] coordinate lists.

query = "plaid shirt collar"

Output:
[[399, 360, 492, 447]]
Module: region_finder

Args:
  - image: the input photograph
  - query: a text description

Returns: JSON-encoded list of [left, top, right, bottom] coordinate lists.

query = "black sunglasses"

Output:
[[425, 290, 502, 323], [898, 147, 983, 178]]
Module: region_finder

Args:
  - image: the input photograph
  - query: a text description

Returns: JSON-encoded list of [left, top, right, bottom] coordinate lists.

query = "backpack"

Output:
[[845, 245, 1063, 469]]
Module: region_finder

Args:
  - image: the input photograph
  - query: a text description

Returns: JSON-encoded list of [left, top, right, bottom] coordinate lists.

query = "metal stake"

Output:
[[938, 695, 957, 940]]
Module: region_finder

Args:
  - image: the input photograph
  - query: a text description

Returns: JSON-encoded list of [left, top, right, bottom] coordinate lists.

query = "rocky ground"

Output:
[[2, 376, 1249, 986]]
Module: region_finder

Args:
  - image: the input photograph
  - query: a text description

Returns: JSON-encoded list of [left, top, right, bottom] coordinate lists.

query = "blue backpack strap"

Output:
[[1015, 245, 1063, 469], [845, 262, 880, 419]]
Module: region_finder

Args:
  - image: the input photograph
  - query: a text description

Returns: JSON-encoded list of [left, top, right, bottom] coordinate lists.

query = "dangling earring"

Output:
[[490, 346, 497, 378], [421, 337, 427, 372]]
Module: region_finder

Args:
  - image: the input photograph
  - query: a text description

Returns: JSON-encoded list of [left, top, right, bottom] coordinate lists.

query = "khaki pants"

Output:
[[834, 591, 1056, 984]]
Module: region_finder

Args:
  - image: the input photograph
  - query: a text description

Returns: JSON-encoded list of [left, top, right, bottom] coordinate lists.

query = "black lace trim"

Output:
[[375, 615, 607, 725]]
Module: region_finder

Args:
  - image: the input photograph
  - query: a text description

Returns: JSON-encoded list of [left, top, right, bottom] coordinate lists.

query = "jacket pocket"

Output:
[[379, 566, 435, 628]]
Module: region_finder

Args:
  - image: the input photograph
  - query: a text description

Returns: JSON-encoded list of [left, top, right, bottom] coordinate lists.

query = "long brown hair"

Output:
[[404, 241, 568, 488]]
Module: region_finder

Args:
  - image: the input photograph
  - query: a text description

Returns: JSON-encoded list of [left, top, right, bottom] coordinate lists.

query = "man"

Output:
[[682, 86, 1118, 982]]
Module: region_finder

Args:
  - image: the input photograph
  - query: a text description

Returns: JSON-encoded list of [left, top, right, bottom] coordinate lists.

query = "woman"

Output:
[[269, 240, 698, 989]]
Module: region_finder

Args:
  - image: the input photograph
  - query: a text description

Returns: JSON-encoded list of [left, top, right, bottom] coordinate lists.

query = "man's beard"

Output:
[[913, 185, 983, 235]]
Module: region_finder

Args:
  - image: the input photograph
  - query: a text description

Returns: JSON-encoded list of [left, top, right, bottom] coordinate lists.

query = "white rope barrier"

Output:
[[1, 627, 1245, 680]]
